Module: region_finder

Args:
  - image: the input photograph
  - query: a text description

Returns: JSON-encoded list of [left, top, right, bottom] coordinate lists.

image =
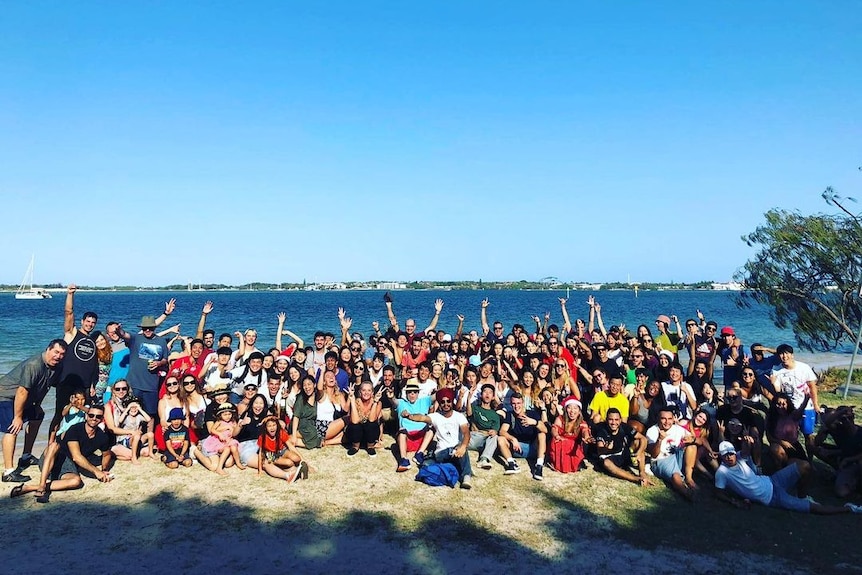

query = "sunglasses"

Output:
[[438, 399, 453, 404], [183, 380, 197, 385], [86, 413, 104, 420], [114, 386, 128, 391], [166, 381, 180, 387]]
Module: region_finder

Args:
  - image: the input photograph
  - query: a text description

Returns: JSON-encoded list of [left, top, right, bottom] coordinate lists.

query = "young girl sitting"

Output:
[[117, 396, 155, 464], [257, 416, 308, 482], [201, 403, 245, 475]]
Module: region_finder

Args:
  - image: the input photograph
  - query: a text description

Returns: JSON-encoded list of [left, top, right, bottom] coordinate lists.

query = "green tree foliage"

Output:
[[735, 201, 862, 351]]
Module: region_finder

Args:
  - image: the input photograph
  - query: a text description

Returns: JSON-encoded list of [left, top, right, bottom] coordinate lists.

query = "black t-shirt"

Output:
[[374, 381, 402, 410], [716, 404, 764, 433], [594, 422, 637, 458], [60, 422, 111, 458], [59, 330, 98, 388], [503, 408, 542, 443]]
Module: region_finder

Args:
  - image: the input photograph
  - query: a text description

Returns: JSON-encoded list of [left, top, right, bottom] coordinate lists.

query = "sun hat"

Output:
[[138, 316, 158, 329]]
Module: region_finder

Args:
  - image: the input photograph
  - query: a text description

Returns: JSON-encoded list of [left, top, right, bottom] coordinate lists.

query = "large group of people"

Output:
[[2, 287, 861, 514]]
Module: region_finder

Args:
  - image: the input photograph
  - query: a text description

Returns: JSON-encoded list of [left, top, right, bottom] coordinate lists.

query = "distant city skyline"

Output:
[[2, 2, 859, 286]]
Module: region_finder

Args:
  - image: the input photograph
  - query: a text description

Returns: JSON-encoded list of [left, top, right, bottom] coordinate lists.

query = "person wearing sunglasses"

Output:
[[401, 387, 472, 489], [12, 404, 115, 503]]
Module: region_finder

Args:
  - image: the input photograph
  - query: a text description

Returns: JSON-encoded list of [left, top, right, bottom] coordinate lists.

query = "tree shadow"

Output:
[[4, 477, 845, 575]]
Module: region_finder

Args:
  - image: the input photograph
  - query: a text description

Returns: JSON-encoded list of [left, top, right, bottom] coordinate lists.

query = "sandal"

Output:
[[10, 484, 26, 498], [35, 482, 51, 504]]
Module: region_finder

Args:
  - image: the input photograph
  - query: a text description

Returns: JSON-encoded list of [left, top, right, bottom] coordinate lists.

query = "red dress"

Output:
[[549, 418, 589, 473]]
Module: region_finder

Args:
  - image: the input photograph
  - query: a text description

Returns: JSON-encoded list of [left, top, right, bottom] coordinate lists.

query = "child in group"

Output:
[[117, 396, 155, 464], [162, 407, 193, 469], [56, 389, 88, 438], [38, 389, 89, 478], [201, 403, 245, 475], [257, 415, 308, 482]]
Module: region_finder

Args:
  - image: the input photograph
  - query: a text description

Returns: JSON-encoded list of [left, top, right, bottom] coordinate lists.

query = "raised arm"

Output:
[[195, 301, 213, 339], [454, 314, 465, 341], [424, 299, 444, 332], [275, 312, 286, 351], [153, 298, 176, 328], [63, 284, 77, 339], [587, 295, 596, 333], [559, 298, 572, 335], [338, 308, 353, 347], [384, 294, 400, 332], [594, 301, 607, 337], [480, 298, 491, 336]]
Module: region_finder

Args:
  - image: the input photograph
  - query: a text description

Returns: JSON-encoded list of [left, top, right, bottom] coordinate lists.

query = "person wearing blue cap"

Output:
[[162, 407, 192, 469]]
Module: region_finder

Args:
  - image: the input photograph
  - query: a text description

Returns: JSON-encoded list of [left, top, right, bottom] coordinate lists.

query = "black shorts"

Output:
[[597, 450, 632, 471]]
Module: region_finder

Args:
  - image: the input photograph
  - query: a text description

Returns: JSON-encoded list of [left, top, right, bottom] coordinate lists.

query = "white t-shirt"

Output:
[[771, 361, 817, 410], [715, 458, 773, 505], [645, 424, 688, 459], [429, 411, 468, 453]]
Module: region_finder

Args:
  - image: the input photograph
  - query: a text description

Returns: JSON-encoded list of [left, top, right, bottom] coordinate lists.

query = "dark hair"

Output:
[[776, 343, 794, 355], [203, 329, 215, 338], [83, 311, 98, 322], [218, 333, 232, 342], [510, 392, 524, 401], [190, 338, 204, 347], [47, 338, 68, 351], [324, 351, 338, 361], [606, 407, 621, 418]]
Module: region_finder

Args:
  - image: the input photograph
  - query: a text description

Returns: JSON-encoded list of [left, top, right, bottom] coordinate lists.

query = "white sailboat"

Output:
[[15, 256, 52, 299]]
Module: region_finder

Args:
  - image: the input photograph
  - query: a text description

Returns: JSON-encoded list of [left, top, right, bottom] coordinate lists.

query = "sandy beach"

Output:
[[4, 426, 859, 575]]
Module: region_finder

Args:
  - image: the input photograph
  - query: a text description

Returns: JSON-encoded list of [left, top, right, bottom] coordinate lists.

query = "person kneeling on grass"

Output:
[[11, 403, 115, 503], [401, 387, 472, 489], [498, 392, 548, 480], [162, 407, 192, 469], [258, 415, 308, 483], [714, 441, 862, 515]]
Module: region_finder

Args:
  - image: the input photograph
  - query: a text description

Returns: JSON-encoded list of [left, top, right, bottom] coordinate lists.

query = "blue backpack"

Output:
[[415, 462, 459, 488]]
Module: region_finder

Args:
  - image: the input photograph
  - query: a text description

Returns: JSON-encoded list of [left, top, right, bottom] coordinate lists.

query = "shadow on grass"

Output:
[[2, 475, 857, 575]]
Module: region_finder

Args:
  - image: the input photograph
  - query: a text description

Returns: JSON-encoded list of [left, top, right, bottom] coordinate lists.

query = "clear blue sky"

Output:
[[1, 1, 859, 286]]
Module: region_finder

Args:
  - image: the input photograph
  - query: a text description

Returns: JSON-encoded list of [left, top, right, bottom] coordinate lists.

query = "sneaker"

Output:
[[366, 448, 377, 458], [2, 470, 31, 483], [503, 461, 521, 475], [644, 463, 654, 476], [346, 447, 359, 458], [532, 464, 544, 481], [478, 457, 493, 470], [461, 475, 473, 490], [396, 458, 410, 472], [17, 454, 39, 469], [844, 503, 862, 514], [413, 452, 425, 466], [288, 468, 301, 484]]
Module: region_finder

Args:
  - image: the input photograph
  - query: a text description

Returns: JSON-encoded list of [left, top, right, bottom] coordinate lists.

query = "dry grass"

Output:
[[5, 428, 861, 575]]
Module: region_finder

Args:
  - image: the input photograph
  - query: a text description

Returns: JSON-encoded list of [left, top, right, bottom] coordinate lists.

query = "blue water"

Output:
[[0, 289, 846, 372]]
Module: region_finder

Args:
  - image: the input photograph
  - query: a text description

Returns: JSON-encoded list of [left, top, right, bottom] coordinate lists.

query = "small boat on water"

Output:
[[15, 255, 52, 300]]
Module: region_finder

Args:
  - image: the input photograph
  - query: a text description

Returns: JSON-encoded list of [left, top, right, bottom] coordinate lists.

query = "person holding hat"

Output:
[[116, 306, 174, 435], [401, 387, 473, 489], [714, 441, 862, 515], [162, 407, 192, 469]]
